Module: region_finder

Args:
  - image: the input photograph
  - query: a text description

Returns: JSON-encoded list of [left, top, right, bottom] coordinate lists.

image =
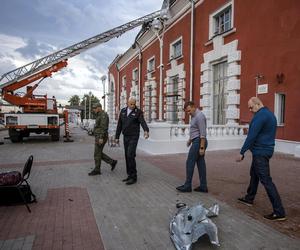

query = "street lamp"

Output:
[[101, 75, 107, 111]]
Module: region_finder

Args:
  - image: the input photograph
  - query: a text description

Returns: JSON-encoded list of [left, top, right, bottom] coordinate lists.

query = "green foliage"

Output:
[[68, 95, 80, 106], [80, 93, 100, 120]]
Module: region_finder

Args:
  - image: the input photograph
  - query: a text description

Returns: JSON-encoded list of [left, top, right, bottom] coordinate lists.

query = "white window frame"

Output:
[[122, 75, 126, 87], [132, 68, 138, 84], [209, 1, 234, 39], [169, 37, 182, 60], [147, 56, 155, 73], [274, 93, 286, 126]]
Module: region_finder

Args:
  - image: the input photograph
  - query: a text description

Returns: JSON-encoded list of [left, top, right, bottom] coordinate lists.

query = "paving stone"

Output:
[[0, 125, 299, 250]]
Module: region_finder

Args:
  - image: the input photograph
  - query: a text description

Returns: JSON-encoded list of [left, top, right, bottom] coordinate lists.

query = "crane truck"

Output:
[[0, 1, 170, 142]]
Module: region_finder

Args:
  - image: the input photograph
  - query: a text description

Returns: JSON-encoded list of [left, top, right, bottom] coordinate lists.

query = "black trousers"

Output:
[[123, 135, 139, 179], [245, 155, 285, 216]]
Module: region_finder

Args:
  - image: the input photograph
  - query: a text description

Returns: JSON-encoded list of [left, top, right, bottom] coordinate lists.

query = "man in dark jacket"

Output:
[[115, 97, 149, 185], [236, 97, 286, 221], [88, 103, 117, 176]]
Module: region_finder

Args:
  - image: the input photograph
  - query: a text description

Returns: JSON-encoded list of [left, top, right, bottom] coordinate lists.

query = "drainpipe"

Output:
[[152, 19, 166, 121], [136, 41, 143, 107], [116, 63, 120, 115], [158, 36, 164, 121], [189, 0, 195, 101]]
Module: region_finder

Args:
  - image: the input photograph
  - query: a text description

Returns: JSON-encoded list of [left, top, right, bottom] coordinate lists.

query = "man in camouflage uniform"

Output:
[[88, 103, 117, 176]]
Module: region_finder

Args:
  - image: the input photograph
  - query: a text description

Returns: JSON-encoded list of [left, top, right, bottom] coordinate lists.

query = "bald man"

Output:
[[115, 97, 149, 185], [236, 97, 286, 221]]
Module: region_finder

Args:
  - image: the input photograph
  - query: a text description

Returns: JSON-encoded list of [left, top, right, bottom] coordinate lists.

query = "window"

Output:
[[122, 76, 126, 87], [132, 68, 138, 84], [170, 38, 182, 59], [275, 93, 285, 125], [147, 57, 155, 72], [214, 7, 232, 35], [212, 62, 228, 125], [166, 75, 180, 123], [110, 81, 114, 92], [209, 1, 233, 39]]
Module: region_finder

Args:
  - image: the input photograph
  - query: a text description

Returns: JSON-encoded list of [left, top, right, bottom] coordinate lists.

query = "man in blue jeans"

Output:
[[176, 101, 208, 193], [237, 97, 286, 221]]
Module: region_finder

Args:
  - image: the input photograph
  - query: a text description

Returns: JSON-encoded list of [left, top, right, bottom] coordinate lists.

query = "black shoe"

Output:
[[263, 213, 286, 221], [176, 186, 192, 193], [237, 197, 253, 206], [126, 178, 137, 185], [111, 160, 117, 171], [193, 186, 208, 193], [122, 177, 130, 182], [88, 170, 101, 176]]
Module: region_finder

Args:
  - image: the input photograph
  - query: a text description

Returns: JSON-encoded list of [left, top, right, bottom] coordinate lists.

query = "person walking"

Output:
[[88, 103, 117, 176], [236, 97, 286, 221], [176, 101, 208, 193], [115, 97, 149, 185]]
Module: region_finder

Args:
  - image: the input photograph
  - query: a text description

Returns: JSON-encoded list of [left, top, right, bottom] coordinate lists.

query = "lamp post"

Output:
[[101, 75, 107, 111]]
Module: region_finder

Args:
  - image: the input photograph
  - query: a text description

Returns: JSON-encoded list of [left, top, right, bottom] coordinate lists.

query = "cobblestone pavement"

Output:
[[0, 125, 299, 250], [139, 150, 300, 239]]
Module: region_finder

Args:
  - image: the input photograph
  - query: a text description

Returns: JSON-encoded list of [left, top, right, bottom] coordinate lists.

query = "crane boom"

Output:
[[0, 0, 170, 143], [0, 10, 161, 89]]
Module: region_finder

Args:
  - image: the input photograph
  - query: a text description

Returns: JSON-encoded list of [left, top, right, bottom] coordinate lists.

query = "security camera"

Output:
[[151, 18, 162, 31]]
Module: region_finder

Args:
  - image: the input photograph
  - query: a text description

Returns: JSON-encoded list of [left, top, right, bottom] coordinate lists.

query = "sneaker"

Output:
[[176, 185, 192, 193], [193, 186, 208, 193], [263, 213, 286, 221], [237, 197, 253, 206], [88, 170, 101, 176], [111, 160, 117, 171]]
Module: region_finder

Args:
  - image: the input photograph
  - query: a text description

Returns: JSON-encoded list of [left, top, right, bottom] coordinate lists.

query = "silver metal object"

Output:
[[170, 203, 220, 249]]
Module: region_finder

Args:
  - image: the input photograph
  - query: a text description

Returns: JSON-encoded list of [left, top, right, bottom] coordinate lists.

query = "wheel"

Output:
[[50, 128, 60, 141], [9, 128, 22, 143]]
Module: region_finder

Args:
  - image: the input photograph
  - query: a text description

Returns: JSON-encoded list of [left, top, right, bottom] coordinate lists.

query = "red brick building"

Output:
[[107, 0, 300, 155]]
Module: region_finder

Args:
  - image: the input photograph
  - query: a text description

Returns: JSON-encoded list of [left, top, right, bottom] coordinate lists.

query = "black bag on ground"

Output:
[[0, 184, 35, 205]]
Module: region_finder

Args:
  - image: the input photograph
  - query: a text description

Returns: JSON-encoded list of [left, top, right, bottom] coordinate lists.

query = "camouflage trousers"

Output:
[[94, 137, 115, 171]]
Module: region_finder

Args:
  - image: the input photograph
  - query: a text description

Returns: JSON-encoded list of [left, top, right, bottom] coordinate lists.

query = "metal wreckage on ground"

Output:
[[170, 202, 220, 249]]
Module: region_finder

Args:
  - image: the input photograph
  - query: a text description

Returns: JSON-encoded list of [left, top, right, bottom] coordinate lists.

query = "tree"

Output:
[[80, 93, 100, 120], [68, 95, 80, 106]]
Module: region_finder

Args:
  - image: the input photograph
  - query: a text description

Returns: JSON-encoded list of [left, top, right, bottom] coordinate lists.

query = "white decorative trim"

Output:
[[165, 60, 186, 123], [108, 73, 116, 121], [200, 37, 241, 126], [208, 0, 234, 40]]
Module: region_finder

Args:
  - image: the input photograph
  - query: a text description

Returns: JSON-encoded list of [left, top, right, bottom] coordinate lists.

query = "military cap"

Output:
[[92, 103, 102, 108]]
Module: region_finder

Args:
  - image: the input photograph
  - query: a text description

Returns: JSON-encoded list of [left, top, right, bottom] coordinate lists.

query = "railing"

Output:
[[170, 124, 248, 138]]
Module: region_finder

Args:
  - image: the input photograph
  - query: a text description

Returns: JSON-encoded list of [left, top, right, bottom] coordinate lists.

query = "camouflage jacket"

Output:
[[94, 110, 109, 140]]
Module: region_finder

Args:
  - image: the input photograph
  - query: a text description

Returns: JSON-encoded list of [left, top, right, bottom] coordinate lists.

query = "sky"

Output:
[[0, 0, 163, 105]]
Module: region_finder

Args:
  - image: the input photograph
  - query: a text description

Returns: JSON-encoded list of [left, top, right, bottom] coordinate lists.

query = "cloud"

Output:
[[0, 34, 104, 105], [0, 0, 164, 104], [16, 38, 55, 60]]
